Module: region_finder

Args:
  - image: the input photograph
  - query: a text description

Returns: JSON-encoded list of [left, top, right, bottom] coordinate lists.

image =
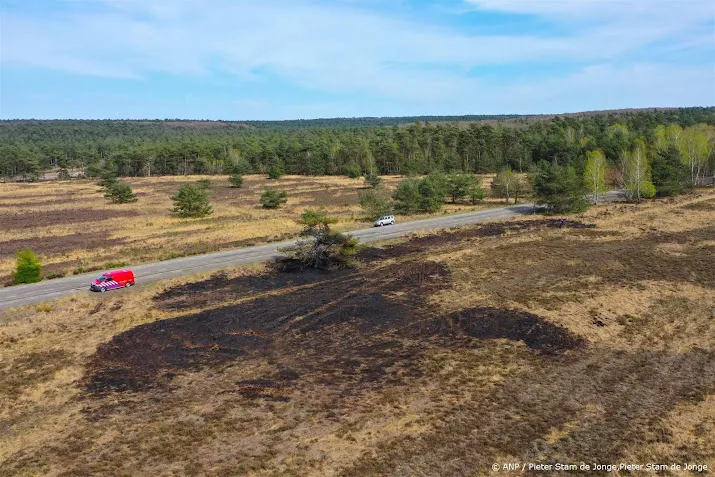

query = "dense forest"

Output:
[[1, 107, 714, 180]]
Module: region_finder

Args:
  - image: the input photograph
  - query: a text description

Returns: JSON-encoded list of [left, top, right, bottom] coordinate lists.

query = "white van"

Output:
[[373, 215, 396, 227]]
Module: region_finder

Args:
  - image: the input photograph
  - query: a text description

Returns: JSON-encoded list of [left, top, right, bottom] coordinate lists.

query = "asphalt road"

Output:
[[0, 192, 622, 310]]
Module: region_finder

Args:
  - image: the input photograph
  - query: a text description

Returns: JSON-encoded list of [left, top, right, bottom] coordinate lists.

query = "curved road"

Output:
[[0, 193, 621, 310]]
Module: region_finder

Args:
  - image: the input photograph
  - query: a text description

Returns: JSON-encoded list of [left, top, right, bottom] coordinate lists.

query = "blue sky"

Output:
[[1, 0, 714, 120]]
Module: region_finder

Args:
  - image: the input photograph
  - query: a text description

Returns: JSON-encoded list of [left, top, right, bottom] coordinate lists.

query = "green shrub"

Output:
[[260, 189, 288, 209], [393, 173, 446, 214], [346, 164, 362, 179], [468, 181, 486, 204], [196, 178, 212, 189], [171, 183, 213, 218], [105, 261, 128, 269], [278, 209, 362, 270], [364, 172, 382, 188], [104, 182, 138, 204], [13, 249, 41, 284], [359, 189, 393, 220], [57, 168, 72, 180], [267, 164, 284, 180], [228, 174, 244, 188]]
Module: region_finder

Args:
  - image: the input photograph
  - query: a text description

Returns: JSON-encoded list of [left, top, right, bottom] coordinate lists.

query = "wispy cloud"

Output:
[[1, 0, 712, 118]]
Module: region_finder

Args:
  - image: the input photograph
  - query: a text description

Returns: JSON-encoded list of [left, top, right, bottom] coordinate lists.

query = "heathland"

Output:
[[1, 190, 713, 476], [0, 174, 510, 284]]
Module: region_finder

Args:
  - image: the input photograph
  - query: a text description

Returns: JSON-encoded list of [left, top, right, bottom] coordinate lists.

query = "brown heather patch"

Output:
[[681, 197, 715, 212], [0, 208, 140, 230], [0, 175, 410, 278], [0, 198, 82, 209], [438, 224, 715, 312], [0, 349, 74, 401], [0, 232, 124, 258], [1, 191, 714, 476], [344, 347, 715, 477], [621, 394, 715, 475]]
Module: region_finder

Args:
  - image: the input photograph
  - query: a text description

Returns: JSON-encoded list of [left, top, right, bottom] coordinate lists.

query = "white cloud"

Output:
[[480, 63, 715, 113], [1, 0, 713, 108], [464, 0, 713, 21]]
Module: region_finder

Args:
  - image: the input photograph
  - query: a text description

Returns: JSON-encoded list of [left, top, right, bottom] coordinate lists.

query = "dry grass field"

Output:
[[0, 190, 713, 476], [0, 174, 505, 284]]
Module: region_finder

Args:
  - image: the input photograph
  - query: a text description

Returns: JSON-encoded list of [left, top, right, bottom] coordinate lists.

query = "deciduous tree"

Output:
[[13, 249, 42, 284], [623, 140, 655, 202], [679, 126, 709, 186], [583, 149, 607, 204], [491, 167, 516, 203]]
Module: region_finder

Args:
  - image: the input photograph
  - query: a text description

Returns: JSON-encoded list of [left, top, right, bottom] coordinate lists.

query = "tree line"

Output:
[[1, 108, 714, 181]]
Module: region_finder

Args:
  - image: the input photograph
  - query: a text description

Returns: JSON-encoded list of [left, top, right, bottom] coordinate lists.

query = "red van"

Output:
[[90, 269, 135, 292]]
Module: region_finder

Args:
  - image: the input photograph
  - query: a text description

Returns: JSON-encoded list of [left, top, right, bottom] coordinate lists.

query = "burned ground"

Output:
[[2, 193, 715, 476], [360, 218, 596, 261], [85, 260, 452, 395]]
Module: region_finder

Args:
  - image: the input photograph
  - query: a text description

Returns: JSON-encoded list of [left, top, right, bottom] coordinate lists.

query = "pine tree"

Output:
[[359, 189, 393, 220], [260, 189, 288, 209], [104, 182, 138, 204], [267, 164, 284, 180], [531, 161, 588, 214], [228, 174, 244, 188], [467, 179, 486, 204], [171, 183, 213, 217], [393, 177, 422, 214], [446, 173, 480, 203], [652, 146, 689, 197], [96, 169, 118, 192], [364, 172, 382, 188], [278, 209, 361, 270]]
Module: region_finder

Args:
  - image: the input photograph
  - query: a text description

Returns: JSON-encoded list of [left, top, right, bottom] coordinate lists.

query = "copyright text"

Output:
[[491, 462, 708, 472]]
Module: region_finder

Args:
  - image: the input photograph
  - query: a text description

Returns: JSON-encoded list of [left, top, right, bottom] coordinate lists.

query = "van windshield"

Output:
[[97, 275, 107, 281]]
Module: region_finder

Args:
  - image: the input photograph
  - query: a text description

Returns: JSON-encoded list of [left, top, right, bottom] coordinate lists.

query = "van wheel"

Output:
[[125, 282, 132, 288], [100, 286, 106, 293]]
